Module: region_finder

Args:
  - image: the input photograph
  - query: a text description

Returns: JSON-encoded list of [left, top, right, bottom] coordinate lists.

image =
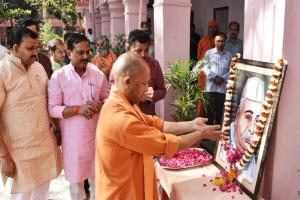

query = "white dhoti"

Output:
[[5, 178, 50, 200]]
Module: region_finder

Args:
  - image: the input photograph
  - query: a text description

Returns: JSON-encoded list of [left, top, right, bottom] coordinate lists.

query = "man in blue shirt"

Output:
[[203, 32, 232, 126], [225, 21, 243, 58]]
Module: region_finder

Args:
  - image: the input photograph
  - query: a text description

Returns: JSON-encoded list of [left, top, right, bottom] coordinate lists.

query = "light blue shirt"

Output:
[[220, 123, 256, 183], [225, 38, 243, 58], [203, 48, 232, 94]]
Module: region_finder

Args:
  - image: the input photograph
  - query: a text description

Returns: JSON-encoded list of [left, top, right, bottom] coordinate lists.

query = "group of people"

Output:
[[196, 20, 243, 125], [0, 17, 225, 200], [192, 20, 243, 154]]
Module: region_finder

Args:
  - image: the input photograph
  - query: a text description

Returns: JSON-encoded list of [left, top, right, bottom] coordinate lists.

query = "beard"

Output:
[[98, 50, 108, 57]]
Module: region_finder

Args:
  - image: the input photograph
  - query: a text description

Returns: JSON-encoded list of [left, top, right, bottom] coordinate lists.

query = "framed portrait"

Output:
[[214, 58, 287, 199]]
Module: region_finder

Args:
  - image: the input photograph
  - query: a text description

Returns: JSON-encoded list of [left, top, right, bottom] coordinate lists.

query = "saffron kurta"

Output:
[[48, 63, 110, 183], [96, 86, 180, 200], [197, 36, 215, 60], [92, 52, 117, 70], [0, 54, 63, 193]]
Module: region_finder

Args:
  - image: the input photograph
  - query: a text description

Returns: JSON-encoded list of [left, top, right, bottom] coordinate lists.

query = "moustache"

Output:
[[80, 60, 89, 63]]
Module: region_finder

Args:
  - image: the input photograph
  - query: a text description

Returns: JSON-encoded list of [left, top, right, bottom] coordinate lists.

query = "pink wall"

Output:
[[263, 0, 300, 199], [154, 0, 191, 120], [244, 0, 300, 199]]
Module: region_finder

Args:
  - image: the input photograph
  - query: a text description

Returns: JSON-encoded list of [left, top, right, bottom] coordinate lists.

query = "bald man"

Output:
[[95, 53, 225, 200]]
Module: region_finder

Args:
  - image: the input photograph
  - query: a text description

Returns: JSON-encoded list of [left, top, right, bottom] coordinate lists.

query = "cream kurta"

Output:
[[0, 54, 62, 193]]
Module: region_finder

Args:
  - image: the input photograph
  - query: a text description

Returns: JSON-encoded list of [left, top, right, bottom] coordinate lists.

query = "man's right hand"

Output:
[[213, 76, 225, 85], [199, 125, 226, 140], [178, 125, 226, 150], [1, 155, 15, 178], [78, 103, 96, 119]]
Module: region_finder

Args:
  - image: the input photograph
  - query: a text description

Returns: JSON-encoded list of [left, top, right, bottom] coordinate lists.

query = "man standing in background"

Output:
[[127, 29, 166, 115], [197, 20, 219, 60], [225, 21, 243, 58], [203, 32, 232, 125], [92, 36, 117, 81], [48, 38, 66, 71]]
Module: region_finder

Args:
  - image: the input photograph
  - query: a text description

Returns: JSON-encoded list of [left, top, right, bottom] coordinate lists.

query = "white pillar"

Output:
[[123, 0, 148, 36], [108, 0, 125, 37], [153, 0, 191, 120], [243, 0, 285, 63]]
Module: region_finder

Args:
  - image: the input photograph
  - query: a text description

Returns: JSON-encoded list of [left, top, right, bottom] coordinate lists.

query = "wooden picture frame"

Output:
[[214, 58, 287, 199]]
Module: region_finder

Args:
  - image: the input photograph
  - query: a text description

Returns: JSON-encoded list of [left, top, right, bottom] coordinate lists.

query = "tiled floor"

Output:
[[0, 171, 71, 200]]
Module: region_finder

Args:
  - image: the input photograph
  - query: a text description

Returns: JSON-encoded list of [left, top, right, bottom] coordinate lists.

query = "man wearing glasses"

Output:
[[48, 33, 110, 200]]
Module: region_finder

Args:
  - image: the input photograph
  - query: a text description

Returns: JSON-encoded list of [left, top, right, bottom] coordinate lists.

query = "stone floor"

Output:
[[0, 171, 71, 200]]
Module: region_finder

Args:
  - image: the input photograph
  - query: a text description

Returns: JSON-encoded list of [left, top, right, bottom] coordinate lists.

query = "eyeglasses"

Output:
[[88, 82, 95, 101]]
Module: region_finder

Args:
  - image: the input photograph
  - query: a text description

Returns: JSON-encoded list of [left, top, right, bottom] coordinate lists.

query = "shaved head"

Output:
[[112, 53, 149, 80], [112, 53, 150, 105]]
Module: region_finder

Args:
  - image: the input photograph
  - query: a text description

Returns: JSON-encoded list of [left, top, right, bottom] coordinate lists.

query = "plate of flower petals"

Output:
[[157, 148, 212, 169]]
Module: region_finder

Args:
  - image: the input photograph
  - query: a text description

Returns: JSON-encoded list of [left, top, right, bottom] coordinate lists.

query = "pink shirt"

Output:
[[48, 63, 110, 182]]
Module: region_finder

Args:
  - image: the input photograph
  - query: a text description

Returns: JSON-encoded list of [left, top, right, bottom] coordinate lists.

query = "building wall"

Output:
[[191, 0, 244, 39], [264, 0, 300, 199], [244, 0, 300, 199]]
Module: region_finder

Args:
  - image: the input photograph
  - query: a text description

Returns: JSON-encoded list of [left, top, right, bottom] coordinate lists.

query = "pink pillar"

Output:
[[153, 0, 191, 120], [123, 0, 148, 36], [94, 11, 102, 38], [108, 0, 125, 37], [99, 4, 111, 36]]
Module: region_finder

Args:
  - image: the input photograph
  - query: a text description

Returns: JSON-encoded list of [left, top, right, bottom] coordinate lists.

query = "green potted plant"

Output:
[[164, 59, 211, 121], [111, 33, 126, 57]]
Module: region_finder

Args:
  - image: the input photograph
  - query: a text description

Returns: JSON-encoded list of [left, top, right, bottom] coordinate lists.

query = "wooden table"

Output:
[[155, 161, 251, 200]]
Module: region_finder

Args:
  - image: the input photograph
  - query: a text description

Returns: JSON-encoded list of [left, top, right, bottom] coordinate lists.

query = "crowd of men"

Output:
[[0, 17, 226, 200]]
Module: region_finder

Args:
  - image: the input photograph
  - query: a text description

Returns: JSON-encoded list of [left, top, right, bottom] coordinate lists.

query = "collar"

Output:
[[7, 53, 33, 72], [67, 62, 90, 78], [212, 47, 226, 55], [227, 38, 241, 43], [109, 86, 147, 125]]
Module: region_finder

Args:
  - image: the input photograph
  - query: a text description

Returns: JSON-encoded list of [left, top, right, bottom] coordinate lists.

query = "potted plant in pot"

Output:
[[164, 59, 211, 121]]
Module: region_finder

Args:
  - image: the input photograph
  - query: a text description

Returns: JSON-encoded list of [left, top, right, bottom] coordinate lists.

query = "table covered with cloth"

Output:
[[155, 161, 251, 200]]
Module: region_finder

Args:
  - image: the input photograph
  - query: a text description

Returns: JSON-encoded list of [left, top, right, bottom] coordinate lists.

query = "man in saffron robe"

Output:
[[197, 20, 219, 60], [95, 53, 225, 200], [92, 36, 117, 81]]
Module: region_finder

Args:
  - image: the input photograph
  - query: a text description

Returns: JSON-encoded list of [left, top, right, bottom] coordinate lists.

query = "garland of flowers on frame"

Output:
[[212, 57, 287, 193], [221, 56, 286, 170]]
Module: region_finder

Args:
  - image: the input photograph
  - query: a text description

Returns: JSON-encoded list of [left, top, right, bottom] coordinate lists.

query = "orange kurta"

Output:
[[96, 86, 179, 200], [197, 36, 215, 60], [92, 52, 117, 70]]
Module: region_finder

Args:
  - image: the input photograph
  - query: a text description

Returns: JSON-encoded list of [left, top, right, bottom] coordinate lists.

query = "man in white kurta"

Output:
[[0, 27, 62, 200]]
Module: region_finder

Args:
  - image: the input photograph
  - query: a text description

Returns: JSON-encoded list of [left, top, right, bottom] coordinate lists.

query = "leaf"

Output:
[[164, 59, 210, 121]]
